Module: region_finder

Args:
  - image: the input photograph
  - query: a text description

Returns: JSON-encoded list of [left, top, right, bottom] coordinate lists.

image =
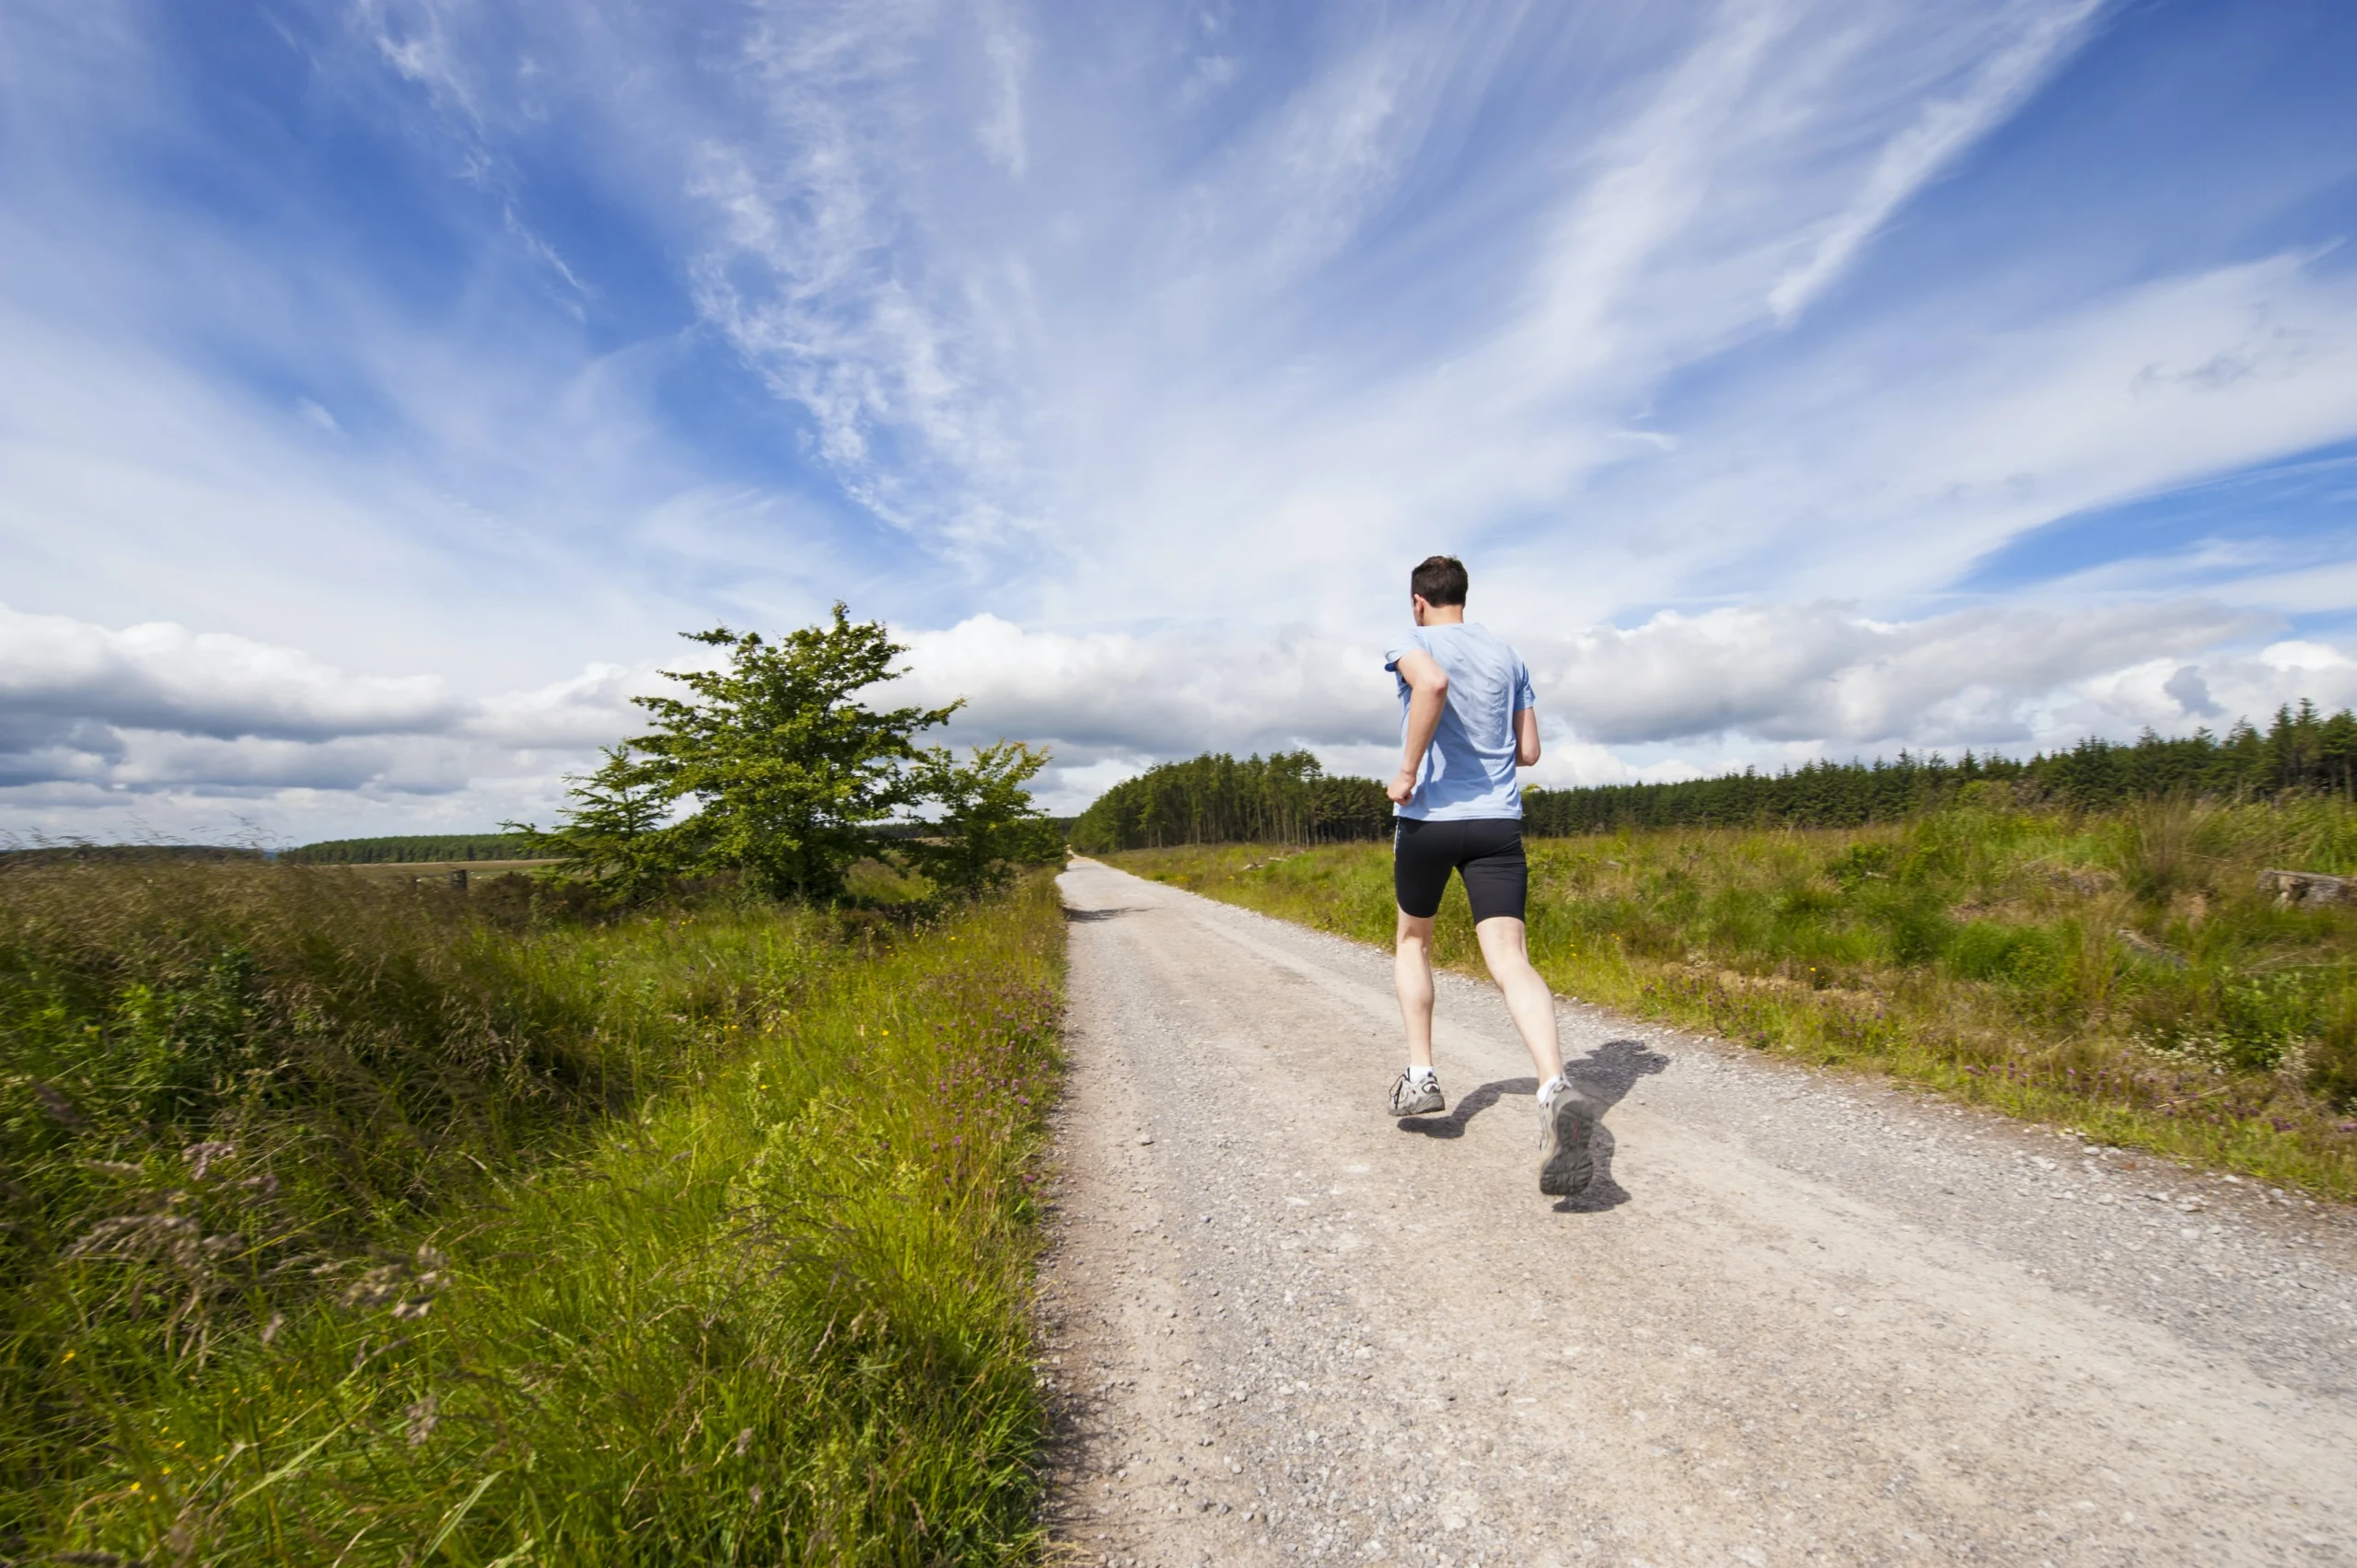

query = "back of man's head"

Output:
[[1411, 554, 1469, 607]]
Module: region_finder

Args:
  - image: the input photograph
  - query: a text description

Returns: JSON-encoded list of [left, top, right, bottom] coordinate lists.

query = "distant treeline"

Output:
[[1529, 703, 2357, 832], [1074, 703, 2357, 849], [281, 834, 540, 865], [1069, 750, 1392, 853], [0, 845, 265, 867]]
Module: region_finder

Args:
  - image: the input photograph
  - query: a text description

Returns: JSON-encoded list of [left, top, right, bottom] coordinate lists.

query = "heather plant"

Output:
[[2, 855, 1063, 1564], [1110, 797, 2357, 1196]]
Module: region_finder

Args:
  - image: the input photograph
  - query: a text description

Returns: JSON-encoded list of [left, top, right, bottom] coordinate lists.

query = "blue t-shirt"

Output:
[[1383, 622, 1536, 821]]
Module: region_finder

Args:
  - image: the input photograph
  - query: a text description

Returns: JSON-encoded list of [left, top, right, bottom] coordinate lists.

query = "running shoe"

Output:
[[1388, 1070, 1446, 1117], [1537, 1077, 1597, 1196]]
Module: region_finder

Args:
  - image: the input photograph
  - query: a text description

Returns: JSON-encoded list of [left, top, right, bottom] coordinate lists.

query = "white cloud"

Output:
[[976, 0, 1030, 178], [900, 598, 2353, 796], [1715, 253, 2357, 602], [1765, 0, 2101, 322], [2258, 640, 2353, 675], [6, 0, 2357, 841], [0, 604, 462, 744], [897, 613, 1391, 754], [0, 605, 649, 838], [634, 0, 2135, 628], [463, 664, 644, 749], [1522, 599, 2266, 747]]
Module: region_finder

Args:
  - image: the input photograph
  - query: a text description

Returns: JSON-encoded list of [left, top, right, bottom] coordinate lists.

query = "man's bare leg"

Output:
[[1475, 914, 1595, 1195], [1473, 915, 1563, 1084], [1394, 909, 1437, 1069]]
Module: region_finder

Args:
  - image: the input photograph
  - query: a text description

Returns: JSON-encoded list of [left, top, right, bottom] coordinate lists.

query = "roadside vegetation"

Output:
[[4, 607, 1069, 1564], [2, 852, 1063, 1565], [1110, 792, 2357, 1199]]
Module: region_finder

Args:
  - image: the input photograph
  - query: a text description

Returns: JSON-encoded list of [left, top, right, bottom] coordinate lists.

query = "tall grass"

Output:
[[1110, 796, 2357, 1198], [1, 855, 1062, 1563]]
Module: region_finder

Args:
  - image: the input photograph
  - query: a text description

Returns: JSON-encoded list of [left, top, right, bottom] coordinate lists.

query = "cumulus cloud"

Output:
[[0, 605, 647, 835], [898, 614, 1390, 754], [9, 596, 2357, 837], [898, 599, 2357, 807], [0, 603, 461, 746], [1522, 600, 2267, 747]]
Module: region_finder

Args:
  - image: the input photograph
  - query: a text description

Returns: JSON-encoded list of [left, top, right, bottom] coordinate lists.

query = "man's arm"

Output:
[[1387, 650, 1448, 805], [1515, 706, 1540, 767]]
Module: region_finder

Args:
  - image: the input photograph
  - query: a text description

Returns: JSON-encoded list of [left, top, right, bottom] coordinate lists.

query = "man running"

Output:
[[1383, 555, 1596, 1197]]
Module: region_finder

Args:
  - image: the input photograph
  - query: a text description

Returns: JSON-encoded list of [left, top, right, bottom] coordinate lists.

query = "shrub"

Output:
[[1945, 922, 2062, 989]]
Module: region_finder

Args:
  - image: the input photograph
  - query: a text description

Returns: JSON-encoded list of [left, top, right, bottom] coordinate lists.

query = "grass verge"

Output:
[[3, 856, 1062, 1563], [1106, 798, 2357, 1201]]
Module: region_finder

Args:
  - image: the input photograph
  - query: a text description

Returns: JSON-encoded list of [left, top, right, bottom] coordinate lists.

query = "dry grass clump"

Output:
[[3, 857, 1064, 1564], [1113, 797, 2357, 1197]]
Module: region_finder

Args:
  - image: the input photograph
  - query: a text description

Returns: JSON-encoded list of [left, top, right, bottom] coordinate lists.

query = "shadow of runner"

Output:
[[1397, 1076, 1537, 1139], [1557, 1039, 1670, 1214], [1061, 905, 1137, 923]]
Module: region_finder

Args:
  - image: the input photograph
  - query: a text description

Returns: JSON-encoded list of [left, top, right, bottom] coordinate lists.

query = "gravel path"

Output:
[[1037, 859, 2357, 1567]]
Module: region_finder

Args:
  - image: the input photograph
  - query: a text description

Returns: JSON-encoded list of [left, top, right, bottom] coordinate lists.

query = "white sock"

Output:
[[1408, 1063, 1435, 1082], [1539, 1074, 1568, 1103]]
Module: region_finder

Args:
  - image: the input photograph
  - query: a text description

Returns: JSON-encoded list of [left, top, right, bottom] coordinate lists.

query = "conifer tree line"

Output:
[[1067, 750, 1392, 852], [1071, 702, 2357, 850]]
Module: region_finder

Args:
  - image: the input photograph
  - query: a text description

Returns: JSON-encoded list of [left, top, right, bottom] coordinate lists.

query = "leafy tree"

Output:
[[507, 746, 675, 902], [626, 611, 959, 899], [517, 607, 1061, 903], [902, 741, 1066, 893]]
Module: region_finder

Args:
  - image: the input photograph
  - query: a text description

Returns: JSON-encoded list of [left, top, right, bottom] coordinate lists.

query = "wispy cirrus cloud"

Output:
[[1764, 0, 2102, 322], [5, 0, 2357, 839], [646, 0, 2131, 615]]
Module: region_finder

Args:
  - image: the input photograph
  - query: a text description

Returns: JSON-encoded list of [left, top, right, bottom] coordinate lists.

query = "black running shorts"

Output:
[[1392, 817, 1527, 923]]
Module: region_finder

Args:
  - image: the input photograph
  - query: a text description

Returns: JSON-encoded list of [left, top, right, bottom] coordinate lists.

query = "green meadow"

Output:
[[1110, 794, 2357, 1199], [2, 855, 1062, 1565]]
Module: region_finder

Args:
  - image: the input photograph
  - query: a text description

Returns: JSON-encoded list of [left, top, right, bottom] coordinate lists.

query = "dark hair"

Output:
[[1410, 555, 1468, 607]]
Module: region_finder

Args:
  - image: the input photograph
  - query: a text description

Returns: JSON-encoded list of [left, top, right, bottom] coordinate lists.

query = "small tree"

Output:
[[507, 745, 676, 902], [521, 606, 1058, 903], [903, 741, 1066, 894], [631, 610, 958, 900]]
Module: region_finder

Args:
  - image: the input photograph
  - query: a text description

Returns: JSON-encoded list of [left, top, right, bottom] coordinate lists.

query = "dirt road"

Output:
[[1038, 859, 2357, 1567]]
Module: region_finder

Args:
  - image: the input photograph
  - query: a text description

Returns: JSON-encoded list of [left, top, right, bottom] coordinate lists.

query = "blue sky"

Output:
[[4, 0, 2356, 837]]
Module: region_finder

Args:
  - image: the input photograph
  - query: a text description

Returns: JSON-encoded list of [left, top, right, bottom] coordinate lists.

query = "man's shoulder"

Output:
[[1382, 626, 1434, 662]]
